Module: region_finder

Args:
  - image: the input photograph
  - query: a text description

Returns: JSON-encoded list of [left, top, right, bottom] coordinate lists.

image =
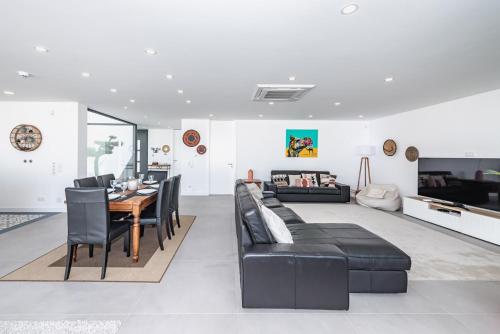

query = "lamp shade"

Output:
[[356, 145, 376, 157]]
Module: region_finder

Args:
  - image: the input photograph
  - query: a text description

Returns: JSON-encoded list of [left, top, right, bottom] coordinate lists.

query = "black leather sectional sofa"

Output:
[[235, 180, 411, 310], [264, 170, 350, 202]]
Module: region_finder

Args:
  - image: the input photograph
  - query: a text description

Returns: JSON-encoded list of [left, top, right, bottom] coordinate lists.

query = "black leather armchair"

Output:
[[64, 188, 130, 280]]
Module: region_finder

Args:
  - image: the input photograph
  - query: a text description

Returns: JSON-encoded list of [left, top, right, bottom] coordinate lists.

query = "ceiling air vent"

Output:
[[253, 84, 316, 102]]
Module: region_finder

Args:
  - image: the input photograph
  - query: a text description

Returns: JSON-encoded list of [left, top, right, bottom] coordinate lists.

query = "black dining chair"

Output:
[[97, 174, 115, 188], [146, 170, 168, 182], [74, 177, 99, 188], [64, 188, 131, 280], [138, 179, 171, 249], [169, 175, 182, 231]]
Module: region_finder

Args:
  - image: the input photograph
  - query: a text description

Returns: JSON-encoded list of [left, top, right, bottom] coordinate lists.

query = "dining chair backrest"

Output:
[[147, 170, 168, 182], [65, 188, 110, 244], [74, 177, 99, 188], [172, 175, 181, 210], [97, 174, 115, 188], [155, 179, 171, 222]]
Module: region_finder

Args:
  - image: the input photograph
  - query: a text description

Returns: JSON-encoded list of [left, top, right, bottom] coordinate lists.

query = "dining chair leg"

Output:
[[165, 217, 172, 240], [89, 244, 94, 258], [64, 242, 75, 280], [101, 242, 109, 280], [156, 223, 164, 250], [123, 231, 131, 257], [175, 211, 181, 228], [169, 212, 175, 236]]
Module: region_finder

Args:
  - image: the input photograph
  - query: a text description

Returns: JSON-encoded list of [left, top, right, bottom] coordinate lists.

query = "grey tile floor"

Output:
[[0, 195, 499, 333]]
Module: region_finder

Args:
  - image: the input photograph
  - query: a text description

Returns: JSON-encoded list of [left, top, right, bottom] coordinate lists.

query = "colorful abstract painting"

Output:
[[285, 129, 318, 158]]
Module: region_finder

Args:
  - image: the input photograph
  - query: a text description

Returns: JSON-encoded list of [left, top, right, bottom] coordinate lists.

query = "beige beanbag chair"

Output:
[[356, 184, 401, 211]]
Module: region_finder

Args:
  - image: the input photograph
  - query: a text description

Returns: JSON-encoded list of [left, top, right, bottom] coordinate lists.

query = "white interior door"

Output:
[[172, 129, 182, 176], [209, 121, 235, 194]]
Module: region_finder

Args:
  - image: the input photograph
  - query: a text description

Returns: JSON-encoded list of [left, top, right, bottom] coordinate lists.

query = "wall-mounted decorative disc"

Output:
[[182, 129, 201, 147], [383, 139, 397, 156], [196, 144, 207, 155], [405, 146, 419, 162], [10, 124, 43, 152], [161, 144, 170, 153]]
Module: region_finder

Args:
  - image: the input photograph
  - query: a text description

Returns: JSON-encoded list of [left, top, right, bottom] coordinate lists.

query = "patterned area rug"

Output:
[[0, 320, 121, 334], [0, 213, 57, 234]]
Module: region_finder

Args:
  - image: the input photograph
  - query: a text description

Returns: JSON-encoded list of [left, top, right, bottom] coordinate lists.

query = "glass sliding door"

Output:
[[87, 109, 137, 180]]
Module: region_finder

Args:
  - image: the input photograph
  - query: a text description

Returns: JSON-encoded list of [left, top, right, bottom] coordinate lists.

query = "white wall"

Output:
[[234, 120, 370, 188], [179, 119, 210, 195], [0, 102, 87, 211], [148, 129, 174, 166], [369, 89, 500, 197]]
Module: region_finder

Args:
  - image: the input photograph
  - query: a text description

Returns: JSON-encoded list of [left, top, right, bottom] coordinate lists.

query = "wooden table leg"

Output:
[[132, 207, 141, 263]]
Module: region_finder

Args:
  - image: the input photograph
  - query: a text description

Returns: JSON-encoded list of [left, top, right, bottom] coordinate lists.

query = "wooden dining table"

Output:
[[108, 184, 158, 262]]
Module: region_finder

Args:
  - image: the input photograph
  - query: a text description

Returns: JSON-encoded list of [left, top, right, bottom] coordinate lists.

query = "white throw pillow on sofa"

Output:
[[246, 183, 263, 200], [287, 174, 301, 187], [366, 187, 387, 199], [260, 206, 293, 244]]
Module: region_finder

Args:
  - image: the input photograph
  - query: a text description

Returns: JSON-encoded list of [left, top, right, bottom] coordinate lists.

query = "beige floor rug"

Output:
[[0, 215, 196, 282], [286, 203, 500, 281]]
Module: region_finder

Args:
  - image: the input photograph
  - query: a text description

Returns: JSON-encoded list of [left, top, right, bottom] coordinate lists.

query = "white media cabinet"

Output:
[[403, 196, 500, 246]]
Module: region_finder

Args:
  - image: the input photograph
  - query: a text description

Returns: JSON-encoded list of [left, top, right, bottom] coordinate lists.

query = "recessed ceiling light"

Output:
[[209, 114, 214, 117], [144, 115, 148, 119], [308, 114, 313, 118], [288, 76, 296, 81], [258, 114, 263, 118], [177, 89, 184, 94], [145, 48, 158, 55], [157, 121, 161, 125], [341, 4, 359, 15], [17, 70, 32, 78], [166, 74, 174, 80], [268, 102, 274, 105], [3, 90, 15, 95], [358, 115, 364, 118], [334, 102, 341, 106], [35, 45, 49, 53], [186, 100, 192, 104], [123, 106, 128, 110], [129, 99, 135, 103], [81, 72, 91, 78], [110, 88, 117, 93], [385, 77, 394, 83]]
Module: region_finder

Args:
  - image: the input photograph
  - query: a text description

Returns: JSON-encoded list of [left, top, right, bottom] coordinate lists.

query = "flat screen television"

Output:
[[418, 158, 500, 212]]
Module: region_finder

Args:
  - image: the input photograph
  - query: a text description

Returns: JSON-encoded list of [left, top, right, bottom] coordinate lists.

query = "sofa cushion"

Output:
[[270, 207, 306, 225], [308, 187, 341, 195], [261, 197, 283, 208], [235, 183, 274, 244], [261, 206, 293, 243], [277, 186, 309, 194], [288, 223, 411, 271]]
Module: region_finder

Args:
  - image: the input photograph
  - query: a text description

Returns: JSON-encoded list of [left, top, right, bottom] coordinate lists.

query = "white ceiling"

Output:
[[1, 0, 500, 128]]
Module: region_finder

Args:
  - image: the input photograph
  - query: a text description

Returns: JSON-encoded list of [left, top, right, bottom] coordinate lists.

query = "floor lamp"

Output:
[[356, 145, 376, 193]]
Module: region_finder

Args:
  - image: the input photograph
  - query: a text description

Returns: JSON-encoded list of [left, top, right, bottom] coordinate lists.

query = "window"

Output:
[[87, 109, 137, 180]]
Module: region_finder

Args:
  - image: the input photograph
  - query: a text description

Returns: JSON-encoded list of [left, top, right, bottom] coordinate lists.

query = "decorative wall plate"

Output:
[[182, 129, 201, 147], [405, 146, 419, 162], [383, 139, 397, 156], [161, 144, 170, 153], [10, 124, 43, 151], [196, 144, 207, 155]]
